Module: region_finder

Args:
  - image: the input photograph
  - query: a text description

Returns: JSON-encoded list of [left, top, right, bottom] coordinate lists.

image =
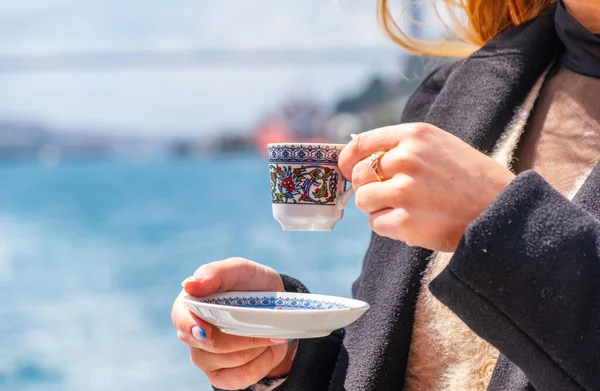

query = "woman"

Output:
[[172, 0, 600, 390]]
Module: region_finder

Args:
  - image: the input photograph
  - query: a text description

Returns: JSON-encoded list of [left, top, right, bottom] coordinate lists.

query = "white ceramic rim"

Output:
[[267, 143, 346, 148], [183, 291, 369, 314]]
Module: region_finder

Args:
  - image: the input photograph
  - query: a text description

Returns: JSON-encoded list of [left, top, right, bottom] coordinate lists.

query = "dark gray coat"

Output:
[[220, 5, 600, 391]]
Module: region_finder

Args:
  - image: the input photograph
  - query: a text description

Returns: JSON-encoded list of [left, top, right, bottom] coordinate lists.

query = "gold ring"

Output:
[[370, 151, 386, 181]]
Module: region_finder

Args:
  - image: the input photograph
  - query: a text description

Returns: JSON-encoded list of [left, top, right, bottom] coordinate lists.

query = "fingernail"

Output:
[[192, 326, 207, 340], [270, 338, 294, 343], [181, 276, 202, 287], [350, 133, 358, 139]]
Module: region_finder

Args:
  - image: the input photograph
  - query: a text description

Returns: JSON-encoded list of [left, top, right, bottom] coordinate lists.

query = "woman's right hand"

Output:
[[171, 258, 298, 390]]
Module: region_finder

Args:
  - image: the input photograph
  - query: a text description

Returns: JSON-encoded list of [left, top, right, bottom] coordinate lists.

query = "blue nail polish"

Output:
[[287, 338, 295, 342], [192, 326, 207, 340]]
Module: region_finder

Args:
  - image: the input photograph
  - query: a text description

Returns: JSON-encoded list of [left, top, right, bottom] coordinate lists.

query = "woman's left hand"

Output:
[[339, 123, 515, 252]]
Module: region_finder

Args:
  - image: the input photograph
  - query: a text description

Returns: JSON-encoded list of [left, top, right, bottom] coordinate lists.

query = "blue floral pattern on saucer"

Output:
[[200, 295, 351, 310], [183, 292, 370, 338]]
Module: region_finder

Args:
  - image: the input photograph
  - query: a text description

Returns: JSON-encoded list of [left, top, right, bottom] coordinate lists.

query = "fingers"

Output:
[[182, 325, 284, 354], [205, 343, 290, 390], [173, 258, 294, 390], [190, 345, 268, 372], [355, 174, 417, 214], [350, 149, 397, 189], [173, 291, 293, 389], [172, 291, 211, 341], [183, 257, 284, 297], [173, 295, 281, 354], [369, 207, 410, 242], [339, 125, 408, 179], [354, 181, 393, 214]]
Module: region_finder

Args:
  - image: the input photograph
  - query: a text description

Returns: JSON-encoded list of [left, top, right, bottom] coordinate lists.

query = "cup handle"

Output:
[[335, 133, 359, 211], [336, 185, 354, 211]]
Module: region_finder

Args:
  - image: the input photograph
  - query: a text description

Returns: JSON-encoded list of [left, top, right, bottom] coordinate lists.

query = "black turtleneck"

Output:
[[555, 1, 600, 78]]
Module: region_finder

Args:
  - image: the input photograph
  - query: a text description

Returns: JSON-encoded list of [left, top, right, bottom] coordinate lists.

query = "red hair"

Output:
[[377, 0, 557, 56]]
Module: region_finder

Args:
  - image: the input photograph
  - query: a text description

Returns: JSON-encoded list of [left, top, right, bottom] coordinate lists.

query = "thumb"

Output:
[[182, 257, 284, 297]]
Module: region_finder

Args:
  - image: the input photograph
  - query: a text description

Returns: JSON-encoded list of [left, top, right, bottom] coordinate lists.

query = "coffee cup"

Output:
[[268, 142, 352, 231]]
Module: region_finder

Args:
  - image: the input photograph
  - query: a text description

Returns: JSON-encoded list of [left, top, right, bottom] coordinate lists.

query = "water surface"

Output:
[[0, 156, 370, 391]]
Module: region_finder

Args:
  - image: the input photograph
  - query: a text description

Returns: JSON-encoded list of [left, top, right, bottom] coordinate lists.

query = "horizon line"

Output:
[[0, 46, 403, 73]]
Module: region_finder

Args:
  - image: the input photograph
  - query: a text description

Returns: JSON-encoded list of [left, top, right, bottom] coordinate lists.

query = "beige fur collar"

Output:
[[491, 65, 550, 170]]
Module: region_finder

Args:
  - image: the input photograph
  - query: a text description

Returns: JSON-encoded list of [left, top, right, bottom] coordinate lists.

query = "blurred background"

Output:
[[0, 1, 448, 390]]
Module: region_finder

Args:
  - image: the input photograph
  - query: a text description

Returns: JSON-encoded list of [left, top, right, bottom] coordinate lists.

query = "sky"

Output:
[[0, 0, 439, 138]]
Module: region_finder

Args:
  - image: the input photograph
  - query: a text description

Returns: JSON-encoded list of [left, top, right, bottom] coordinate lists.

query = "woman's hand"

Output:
[[171, 258, 298, 390], [339, 123, 515, 252]]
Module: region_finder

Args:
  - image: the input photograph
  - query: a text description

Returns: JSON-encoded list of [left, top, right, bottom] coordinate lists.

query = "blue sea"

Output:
[[0, 155, 370, 391]]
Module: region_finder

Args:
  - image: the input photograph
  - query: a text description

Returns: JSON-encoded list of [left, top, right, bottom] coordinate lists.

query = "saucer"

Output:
[[182, 291, 369, 339]]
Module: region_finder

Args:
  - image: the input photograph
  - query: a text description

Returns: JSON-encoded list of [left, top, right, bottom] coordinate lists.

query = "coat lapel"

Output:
[[572, 165, 600, 218], [425, 6, 559, 154]]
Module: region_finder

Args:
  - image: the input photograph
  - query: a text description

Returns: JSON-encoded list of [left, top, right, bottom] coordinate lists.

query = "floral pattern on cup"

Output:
[[270, 164, 339, 205]]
